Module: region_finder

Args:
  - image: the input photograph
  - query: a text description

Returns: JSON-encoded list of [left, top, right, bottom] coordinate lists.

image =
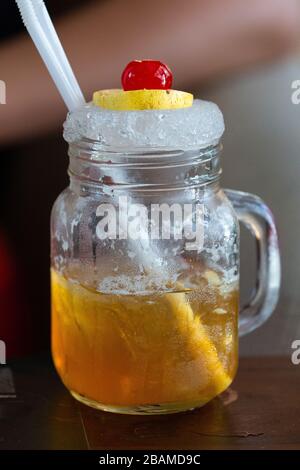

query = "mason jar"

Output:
[[51, 139, 280, 414]]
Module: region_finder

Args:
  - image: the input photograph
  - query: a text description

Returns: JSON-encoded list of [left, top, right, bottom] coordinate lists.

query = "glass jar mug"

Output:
[[51, 141, 280, 414]]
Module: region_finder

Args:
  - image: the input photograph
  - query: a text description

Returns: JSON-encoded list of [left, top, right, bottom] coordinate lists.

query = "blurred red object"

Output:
[[0, 230, 31, 359]]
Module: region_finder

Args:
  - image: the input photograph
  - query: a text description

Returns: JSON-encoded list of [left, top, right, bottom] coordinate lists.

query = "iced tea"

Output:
[[51, 266, 238, 413]]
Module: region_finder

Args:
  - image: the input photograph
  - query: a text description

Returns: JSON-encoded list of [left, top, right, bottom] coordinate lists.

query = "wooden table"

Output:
[[0, 356, 299, 450]]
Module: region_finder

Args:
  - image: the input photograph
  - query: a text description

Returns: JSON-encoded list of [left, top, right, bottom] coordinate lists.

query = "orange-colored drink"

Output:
[[51, 268, 238, 413]]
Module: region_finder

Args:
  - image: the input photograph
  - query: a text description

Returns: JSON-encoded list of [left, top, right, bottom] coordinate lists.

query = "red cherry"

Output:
[[121, 60, 173, 91]]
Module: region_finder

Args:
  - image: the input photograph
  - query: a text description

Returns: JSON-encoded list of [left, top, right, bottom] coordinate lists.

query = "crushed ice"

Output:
[[63, 99, 225, 150]]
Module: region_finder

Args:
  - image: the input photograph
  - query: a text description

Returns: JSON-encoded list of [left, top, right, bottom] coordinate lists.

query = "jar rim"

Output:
[[68, 141, 222, 191], [68, 138, 222, 167]]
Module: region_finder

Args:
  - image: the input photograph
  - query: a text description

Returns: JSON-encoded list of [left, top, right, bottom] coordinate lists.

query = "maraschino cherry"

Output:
[[122, 60, 173, 91]]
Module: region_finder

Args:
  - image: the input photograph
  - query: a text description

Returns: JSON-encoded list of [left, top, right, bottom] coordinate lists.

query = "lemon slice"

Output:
[[93, 89, 193, 111], [164, 291, 231, 396]]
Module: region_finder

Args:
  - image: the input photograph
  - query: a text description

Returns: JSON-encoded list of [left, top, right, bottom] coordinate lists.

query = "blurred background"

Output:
[[0, 0, 299, 358]]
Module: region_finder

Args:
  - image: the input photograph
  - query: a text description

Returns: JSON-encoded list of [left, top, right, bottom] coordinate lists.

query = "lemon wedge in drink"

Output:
[[164, 291, 232, 398], [93, 89, 193, 111]]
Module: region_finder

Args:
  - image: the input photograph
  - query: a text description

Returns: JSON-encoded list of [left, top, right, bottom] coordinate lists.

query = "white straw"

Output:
[[31, 0, 83, 100], [16, 0, 85, 111]]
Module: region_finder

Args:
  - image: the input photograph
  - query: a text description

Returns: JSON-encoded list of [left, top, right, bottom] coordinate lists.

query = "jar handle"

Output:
[[225, 189, 281, 337]]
